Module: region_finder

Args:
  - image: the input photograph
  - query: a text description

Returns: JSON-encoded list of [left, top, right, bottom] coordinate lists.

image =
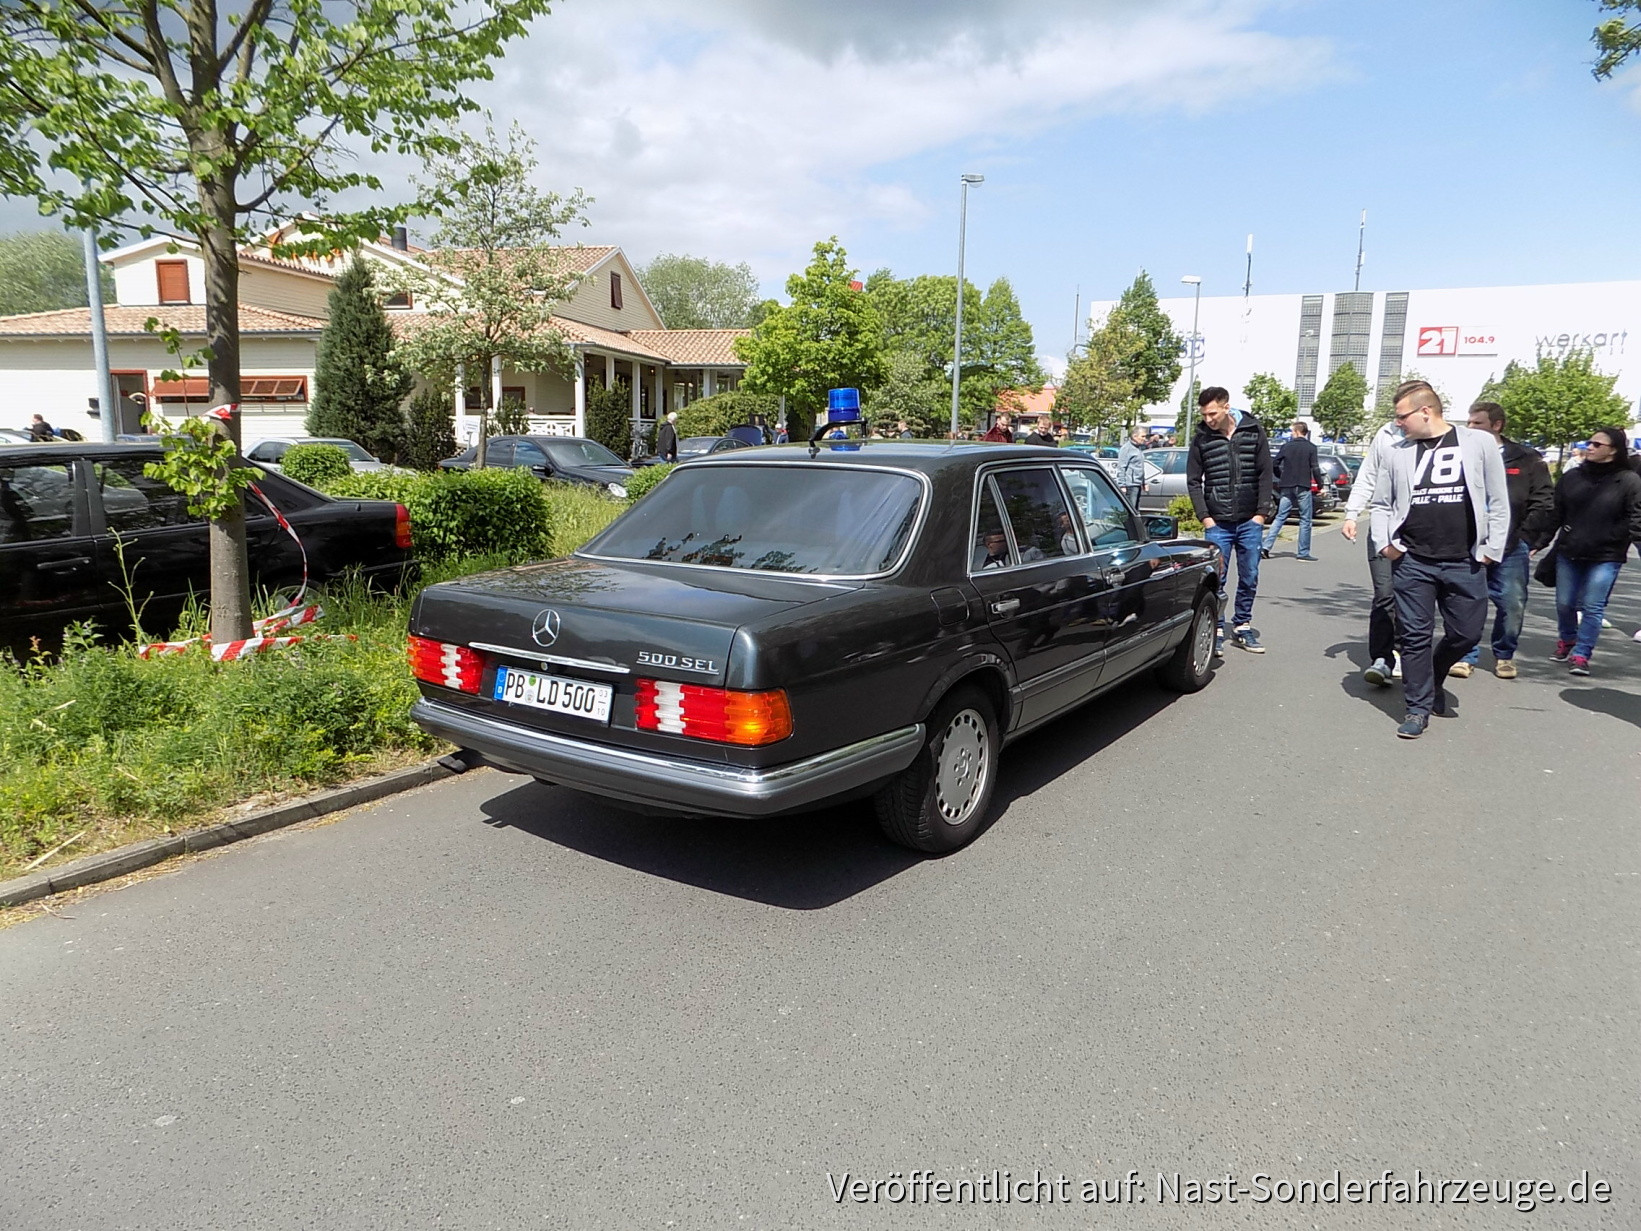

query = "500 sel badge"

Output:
[[636, 650, 718, 674]]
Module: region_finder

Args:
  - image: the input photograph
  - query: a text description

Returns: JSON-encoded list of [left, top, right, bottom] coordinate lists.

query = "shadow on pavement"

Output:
[[472, 674, 1187, 910], [1560, 686, 1641, 730]]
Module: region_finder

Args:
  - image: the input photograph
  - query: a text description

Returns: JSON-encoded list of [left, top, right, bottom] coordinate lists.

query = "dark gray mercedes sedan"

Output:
[[407, 442, 1220, 853]]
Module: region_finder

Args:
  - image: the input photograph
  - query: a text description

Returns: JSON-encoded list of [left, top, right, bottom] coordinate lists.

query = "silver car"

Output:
[[1135, 447, 1188, 512], [244, 436, 392, 472]]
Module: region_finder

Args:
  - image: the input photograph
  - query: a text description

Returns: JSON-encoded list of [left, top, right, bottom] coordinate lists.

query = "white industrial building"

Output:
[[1089, 280, 1641, 430]]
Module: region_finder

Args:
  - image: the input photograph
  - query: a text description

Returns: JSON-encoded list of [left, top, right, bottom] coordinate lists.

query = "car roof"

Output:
[[676, 440, 1068, 477]]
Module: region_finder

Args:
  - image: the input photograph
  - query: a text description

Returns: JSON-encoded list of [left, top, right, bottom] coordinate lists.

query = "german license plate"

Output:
[[493, 666, 613, 723]]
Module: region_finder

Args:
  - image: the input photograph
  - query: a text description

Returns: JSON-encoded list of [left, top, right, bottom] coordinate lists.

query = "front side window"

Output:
[[543, 439, 625, 469], [92, 459, 197, 532], [990, 467, 1075, 563], [584, 465, 922, 576], [0, 464, 75, 542], [1062, 466, 1138, 547]]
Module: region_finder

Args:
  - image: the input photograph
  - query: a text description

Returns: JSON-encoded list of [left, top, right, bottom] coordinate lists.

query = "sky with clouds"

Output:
[[6, 0, 1640, 375]]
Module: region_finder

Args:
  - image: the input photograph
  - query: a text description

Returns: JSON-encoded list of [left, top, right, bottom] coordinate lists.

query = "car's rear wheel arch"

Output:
[[916, 659, 1012, 735]]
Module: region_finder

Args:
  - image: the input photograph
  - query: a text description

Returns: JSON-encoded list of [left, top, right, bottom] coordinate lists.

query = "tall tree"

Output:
[[402, 386, 457, 472], [1113, 272, 1183, 407], [0, 229, 113, 316], [1592, 0, 1641, 77], [865, 350, 948, 437], [1057, 310, 1144, 438], [736, 238, 886, 434], [307, 260, 412, 461], [1242, 372, 1298, 432], [637, 254, 761, 329], [1478, 351, 1630, 469], [0, 0, 549, 644], [390, 126, 589, 464], [1310, 363, 1371, 441]]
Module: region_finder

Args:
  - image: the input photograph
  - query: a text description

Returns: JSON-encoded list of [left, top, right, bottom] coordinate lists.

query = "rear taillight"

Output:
[[634, 679, 792, 746], [394, 503, 413, 549], [1335, 473, 1349, 486], [408, 635, 485, 694]]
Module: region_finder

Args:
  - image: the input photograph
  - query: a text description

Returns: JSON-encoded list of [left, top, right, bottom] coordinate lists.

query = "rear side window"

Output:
[[0, 464, 75, 542], [92, 458, 198, 531], [973, 482, 1013, 570], [485, 440, 515, 468], [513, 441, 548, 468], [584, 465, 923, 575], [990, 467, 1074, 563]]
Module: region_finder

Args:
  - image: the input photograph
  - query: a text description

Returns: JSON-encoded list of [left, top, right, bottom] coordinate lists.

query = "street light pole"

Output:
[[951, 173, 983, 438], [1181, 275, 1202, 437]]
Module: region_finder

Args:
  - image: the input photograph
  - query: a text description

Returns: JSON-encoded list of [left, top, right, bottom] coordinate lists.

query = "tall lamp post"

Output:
[[1181, 275, 1202, 436], [951, 173, 984, 438]]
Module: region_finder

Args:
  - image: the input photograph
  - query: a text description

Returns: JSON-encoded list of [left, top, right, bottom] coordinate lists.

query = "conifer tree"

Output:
[[308, 260, 413, 460]]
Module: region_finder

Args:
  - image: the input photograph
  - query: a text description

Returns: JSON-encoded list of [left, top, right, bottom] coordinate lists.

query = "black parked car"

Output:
[[407, 442, 1221, 854], [632, 434, 755, 467], [440, 435, 634, 498], [1, 442, 415, 656]]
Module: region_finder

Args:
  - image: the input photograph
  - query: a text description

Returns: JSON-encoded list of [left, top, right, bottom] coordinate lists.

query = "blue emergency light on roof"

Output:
[[827, 388, 862, 424]]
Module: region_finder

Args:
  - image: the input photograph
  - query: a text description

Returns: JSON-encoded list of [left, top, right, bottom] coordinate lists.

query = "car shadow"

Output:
[[1560, 686, 1641, 729], [473, 674, 1189, 910]]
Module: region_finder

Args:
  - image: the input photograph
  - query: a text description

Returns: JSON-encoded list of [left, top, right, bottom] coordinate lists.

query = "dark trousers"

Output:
[[1367, 536, 1398, 667], [1391, 554, 1488, 716]]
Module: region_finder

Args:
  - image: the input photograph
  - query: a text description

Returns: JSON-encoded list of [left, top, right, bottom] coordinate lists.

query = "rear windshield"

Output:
[[582, 465, 923, 575]]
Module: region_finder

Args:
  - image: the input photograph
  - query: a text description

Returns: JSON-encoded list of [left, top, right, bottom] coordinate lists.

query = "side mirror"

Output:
[[1145, 515, 1179, 540]]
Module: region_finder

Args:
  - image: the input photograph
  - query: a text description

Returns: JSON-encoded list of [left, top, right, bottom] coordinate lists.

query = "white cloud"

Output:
[[471, 0, 1333, 279]]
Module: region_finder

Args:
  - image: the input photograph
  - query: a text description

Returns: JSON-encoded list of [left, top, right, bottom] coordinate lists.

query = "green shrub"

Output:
[[539, 481, 625, 557], [403, 386, 457, 471], [1167, 494, 1204, 537], [585, 384, 633, 458], [492, 394, 531, 436], [623, 463, 673, 503], [677, 390, 780, 438], [281, 442, 353, 487]]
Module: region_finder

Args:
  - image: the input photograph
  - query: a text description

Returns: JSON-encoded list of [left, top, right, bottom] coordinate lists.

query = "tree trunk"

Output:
[[199, 173, 253, 644]]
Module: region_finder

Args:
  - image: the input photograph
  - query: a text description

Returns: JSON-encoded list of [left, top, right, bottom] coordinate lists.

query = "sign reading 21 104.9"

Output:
[[1416, 325, 1497, 358]]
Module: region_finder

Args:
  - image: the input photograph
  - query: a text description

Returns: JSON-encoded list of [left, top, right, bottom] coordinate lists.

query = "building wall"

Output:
[[0, 335, 318, 439], [1090, 281, 1641, 430], [111, 253, 207, 307], [558, 252, 665, 332], [238, 265, 332, 318]]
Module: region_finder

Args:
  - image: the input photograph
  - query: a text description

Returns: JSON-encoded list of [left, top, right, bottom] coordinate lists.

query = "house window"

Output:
[[152, 376, 308, 404], [383, 290, 413, 309], [156, 260, 191, 304], [610, 271, 623, 310]]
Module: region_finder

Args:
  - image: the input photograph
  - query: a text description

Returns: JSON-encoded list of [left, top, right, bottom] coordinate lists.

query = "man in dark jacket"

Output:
[[655, 411, 679, 463], [1261, 421, 1323, 561], [1451, 402, 1555, 679], [1187, 385, 1274, 652], [1021, 416, 1058, 448]]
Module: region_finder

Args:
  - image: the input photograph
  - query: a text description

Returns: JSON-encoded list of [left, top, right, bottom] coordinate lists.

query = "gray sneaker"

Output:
[[1363, 658, 1392, 687]]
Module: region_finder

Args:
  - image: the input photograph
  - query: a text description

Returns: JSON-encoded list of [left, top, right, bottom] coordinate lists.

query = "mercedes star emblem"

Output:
[[531, 609, 562, 648]]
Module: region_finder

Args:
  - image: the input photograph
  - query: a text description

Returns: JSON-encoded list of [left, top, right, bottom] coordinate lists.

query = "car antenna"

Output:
[[809, 387, 865, 457]]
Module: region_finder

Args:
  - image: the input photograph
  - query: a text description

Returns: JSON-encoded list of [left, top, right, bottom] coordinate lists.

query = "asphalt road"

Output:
[[3, 527, 1638, 1231]]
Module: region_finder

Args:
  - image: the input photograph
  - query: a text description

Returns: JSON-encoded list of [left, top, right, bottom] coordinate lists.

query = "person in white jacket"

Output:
[[1342, 415, 1405, 686], [1366, 384, 1510, 738]]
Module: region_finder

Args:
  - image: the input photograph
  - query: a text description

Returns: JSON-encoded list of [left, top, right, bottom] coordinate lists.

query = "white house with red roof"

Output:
[[0, 223, 751, 446]]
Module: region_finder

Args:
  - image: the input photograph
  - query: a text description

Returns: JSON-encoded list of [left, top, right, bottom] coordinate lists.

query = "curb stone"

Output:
[[0, 759, 459, 909]]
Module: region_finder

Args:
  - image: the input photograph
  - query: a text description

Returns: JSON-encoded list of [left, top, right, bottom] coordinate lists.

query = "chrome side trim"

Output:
[[470, 643, 631, 675]]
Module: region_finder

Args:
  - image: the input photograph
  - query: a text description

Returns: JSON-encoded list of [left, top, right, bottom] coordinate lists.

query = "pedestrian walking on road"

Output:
[[1549, 426, 1641, 676], [1343, 407, 1414, 687], [982, 413, 1013, 443], [1116, 428, 1147, 508], [1187, 385, 1274, 653], [1368, 385, 1510, 738], [1450, 402, 1555, 679], [1022, 416, 1058, 448], [1262, 421, 1323, 561]]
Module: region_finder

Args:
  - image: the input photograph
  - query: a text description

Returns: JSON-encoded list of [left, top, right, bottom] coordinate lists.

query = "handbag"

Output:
[[1533, 543, 1558, 588]]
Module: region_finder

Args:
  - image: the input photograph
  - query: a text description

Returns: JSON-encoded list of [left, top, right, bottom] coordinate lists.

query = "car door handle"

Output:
[[1101, 567, 1125, 586], [37, 557, 92, 572], [989, 598, 1020, 616]]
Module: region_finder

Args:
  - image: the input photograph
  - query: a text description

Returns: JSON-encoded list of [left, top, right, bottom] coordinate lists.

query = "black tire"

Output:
[[1156, 591, 1218, 693], [874, 686, 999, 854]]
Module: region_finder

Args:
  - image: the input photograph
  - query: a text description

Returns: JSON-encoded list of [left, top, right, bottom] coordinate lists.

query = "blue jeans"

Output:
[[1204, 518, 1263, 628], [1461, 541, 1531, 664], [1555, 557, 1623, 660], [1391, 554, 1487, 716], [1261, 488, 1313, 556]]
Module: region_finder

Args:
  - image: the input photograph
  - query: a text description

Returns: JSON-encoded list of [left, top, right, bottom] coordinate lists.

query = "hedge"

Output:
[[280, 442, 352, 487], [623, 463, 673, 503], [321, 468, 623, 560]]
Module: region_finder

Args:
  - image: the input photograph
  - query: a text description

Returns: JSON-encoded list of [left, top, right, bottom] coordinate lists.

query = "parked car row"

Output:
[[1, 441, 415, 657]]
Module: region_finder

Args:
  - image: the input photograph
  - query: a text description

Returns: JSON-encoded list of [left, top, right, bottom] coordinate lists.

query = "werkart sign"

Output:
[[1416, 325, 1497, 358]]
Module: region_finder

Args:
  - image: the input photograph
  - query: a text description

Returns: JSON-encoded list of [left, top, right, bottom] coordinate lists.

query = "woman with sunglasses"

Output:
[[1549, 427, 1641, 674]]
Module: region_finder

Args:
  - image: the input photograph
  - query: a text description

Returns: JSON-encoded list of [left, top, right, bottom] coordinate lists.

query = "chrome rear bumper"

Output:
[[411, 698, 924, 817]]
